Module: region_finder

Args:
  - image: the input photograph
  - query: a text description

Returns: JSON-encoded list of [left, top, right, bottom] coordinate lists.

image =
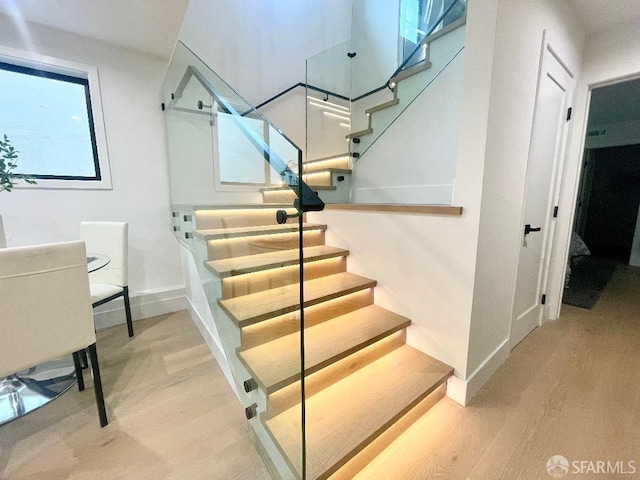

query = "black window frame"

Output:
[[0, 60, 102, 181]]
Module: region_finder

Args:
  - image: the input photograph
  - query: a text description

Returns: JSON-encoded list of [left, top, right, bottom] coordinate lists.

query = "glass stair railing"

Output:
[[305, 0, 466, 205], [162, 41, 321, 479]]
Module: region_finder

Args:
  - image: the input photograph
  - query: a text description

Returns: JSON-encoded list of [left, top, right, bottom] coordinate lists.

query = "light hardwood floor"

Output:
[[2, 265, 639, 480], [0, 312, 271, 480], [349, 264, 640, 479]]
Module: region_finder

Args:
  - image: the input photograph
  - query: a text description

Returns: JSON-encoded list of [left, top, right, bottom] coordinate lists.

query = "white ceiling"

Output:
[[568, 0, 640, 36], [1, 1, 639, 60], [0, 0, 190, 59]]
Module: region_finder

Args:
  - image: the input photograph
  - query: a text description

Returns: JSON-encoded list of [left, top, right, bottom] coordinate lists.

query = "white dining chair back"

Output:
[[81, 222, 128, 287], [0, 241, 108, 426], [80, 222, 134, 337]]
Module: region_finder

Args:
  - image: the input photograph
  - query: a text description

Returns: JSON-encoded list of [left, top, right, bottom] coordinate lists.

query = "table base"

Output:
[[0, 356, 76, 426]]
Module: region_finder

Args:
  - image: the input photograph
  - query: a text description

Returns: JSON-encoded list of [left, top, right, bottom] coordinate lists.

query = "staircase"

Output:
[[191, 199, 453, 479], [262, 154, 353, 204], [347, 19, 466, 159]]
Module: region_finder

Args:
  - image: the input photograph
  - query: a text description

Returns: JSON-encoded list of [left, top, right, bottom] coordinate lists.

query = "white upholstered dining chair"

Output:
[[81, 222, 133, 337], [0, 241, 108, 427]]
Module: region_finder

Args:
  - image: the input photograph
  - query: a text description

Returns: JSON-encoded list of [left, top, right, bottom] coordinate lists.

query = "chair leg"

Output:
[[123, 286, 134, 337], [72, 351, 85, 391], [79, 349, 88, 369], [87, 343, 108, 428]]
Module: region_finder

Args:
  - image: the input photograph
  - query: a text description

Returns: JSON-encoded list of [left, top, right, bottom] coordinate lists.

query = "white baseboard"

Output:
[[93, 284, 188, 330], [446, 338, 510, 406]]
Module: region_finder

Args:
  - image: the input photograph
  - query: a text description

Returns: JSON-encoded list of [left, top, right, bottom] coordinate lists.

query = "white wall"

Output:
[[177, 0, 353, 155], [0, 16, 184, 316], [350, 0, 400, 97], [309, 0, 502, 406], [307, 209, 475, 377], [552, 16, 640, 314], [351, 25, 465, 205], [466, 0, 584, 399]]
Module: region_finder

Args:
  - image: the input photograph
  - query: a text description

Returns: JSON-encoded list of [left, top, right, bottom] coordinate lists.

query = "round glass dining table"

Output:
[[0, 254, 110, 426]]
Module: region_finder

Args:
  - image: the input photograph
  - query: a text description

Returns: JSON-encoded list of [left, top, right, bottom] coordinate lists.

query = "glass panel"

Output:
[[400, 0, 464, 67], [218, 113, 268, 184], [305, 0, 466, 206], [163, 41, 317, 479], [306, 40, 353, 163]]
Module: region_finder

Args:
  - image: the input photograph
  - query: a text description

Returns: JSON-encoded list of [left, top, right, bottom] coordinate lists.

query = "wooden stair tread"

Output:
[[303, 168, 352, 175], [194, 223, 327, 240], [205, 245, 349, 278], [265, 345, 453, 479], [346, 128, 373, 139], [239, 305, 410, 392], [186, 203, 294, 211], [303, 154, 350, 165], [262, 185, 337, 192], [365, 98, 399, 115], [219, 272, 377, 327]]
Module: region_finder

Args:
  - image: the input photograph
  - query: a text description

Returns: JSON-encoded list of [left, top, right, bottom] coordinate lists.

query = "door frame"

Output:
[[547, 71, 640, 320], [509, 33, 576, 348]]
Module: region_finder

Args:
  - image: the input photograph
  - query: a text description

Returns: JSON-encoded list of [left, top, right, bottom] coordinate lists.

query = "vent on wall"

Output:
[[587, 129, 607, 137]]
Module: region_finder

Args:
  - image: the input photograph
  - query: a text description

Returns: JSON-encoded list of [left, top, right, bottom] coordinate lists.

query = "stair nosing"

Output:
[[205, 245, 349, 278], [238, 305, 411, 394], [194, 223, 327, 241], [303, 168, 352, 175], [262, 185, 337, 192], [264, 345, 453, 479], [365, 98, 400, 115], [304, 153, 350, 164], [347, 128, 373, 139], [218, 272, 377, 327]]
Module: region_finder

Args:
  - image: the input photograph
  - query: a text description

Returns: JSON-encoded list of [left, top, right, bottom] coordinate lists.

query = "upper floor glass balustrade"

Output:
[[305, 0, 466, 206]]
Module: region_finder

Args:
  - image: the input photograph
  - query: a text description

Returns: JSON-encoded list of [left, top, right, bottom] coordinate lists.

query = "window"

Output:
[[0, 48, 111, 189]]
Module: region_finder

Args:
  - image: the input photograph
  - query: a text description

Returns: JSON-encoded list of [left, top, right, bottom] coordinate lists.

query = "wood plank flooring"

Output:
[[345, 264, 640, 479], [0, 312, 271, 480], [2, 265, 639, 480]]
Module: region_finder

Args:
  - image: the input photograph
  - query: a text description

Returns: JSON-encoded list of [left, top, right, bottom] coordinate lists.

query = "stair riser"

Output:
[[221, 256, 347, 299], [262, 189, 296, 204], [302, 172, 332, 187], [195, 209, 297, 230], [265, 331, 405, 419], [240, 288, 375, 349], [303, 158, 350, 173], [207, 230, 326, 261]]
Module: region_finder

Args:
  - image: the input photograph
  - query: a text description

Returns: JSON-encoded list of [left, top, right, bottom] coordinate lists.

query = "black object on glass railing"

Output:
[[252, 0, 466, 109], [243, 379, 257, 393], [245, 404, 257, 420], [251, 82, 350, 113]]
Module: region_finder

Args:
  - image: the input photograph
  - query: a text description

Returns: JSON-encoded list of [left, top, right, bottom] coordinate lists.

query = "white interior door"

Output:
[[511, 42, 573, 349]]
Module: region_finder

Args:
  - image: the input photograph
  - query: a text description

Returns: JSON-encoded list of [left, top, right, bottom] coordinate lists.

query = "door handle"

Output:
[[524, 224, 542, 235]]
